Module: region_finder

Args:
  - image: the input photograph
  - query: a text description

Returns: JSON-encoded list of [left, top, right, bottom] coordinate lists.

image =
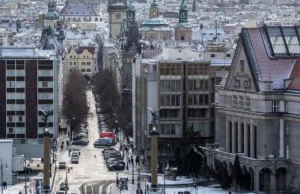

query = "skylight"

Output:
[[267, 27, 287, 54], [282, 27, 300, 54]]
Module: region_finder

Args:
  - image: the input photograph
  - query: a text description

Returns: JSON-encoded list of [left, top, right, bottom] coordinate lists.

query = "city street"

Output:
[[54, 90, 117, 194]]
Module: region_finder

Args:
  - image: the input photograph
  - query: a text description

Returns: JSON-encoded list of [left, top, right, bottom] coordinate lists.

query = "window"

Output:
[[70, 56, 72, 58], [69, 62, 72, 65], [227, 54, 231, 57], [8, 128, 13, 133], [245, 96, 250, 109], [82, 62, 86, 65], [8, 116, 13, 122], [87, 62, 91, 65], [233, 95, 238, 107], [87, 69, 91, 72], [81, 69, 86, 72], [234, 79, 240, 87], [42, 82, 48, 88], [244, 79, 251, 88], [74, 62, 77, 65], [272, 101, 279, 112], [211, 54, 215, 57], [239, 96, 244, 107], [18, 116, 22, 122], [240, 60, 244, 72]]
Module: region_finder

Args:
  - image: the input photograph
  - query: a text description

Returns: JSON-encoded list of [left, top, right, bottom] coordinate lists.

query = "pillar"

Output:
[[238, 119, 242, 153], [270, 170, 276, 193], [226, 120, 230, 152], [250, 123, 255, 158], [244, 122, 249, 157], [43, 128, 50, 191], [254, 169, 260, 191], [232, 122, 236, 153], [150, 127, 159, 189]]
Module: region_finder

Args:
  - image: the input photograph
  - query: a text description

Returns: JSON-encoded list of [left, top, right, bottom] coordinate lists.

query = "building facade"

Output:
[[107, 0, 127, 40], [0, 47, 59, 158], [209, 25, 300, 193], [67, 46, 98, 76]]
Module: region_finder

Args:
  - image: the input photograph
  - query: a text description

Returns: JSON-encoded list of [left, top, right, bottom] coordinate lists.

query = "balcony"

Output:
[[200, 146, 289, 167]]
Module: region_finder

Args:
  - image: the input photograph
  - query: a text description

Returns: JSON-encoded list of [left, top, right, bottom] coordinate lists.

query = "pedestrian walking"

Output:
[[4, 181, 7, 189], [146, 185, 149, 192], [127, 156, 130, 165], [130, 155, 134, 165], [142, 157, 146, 165], [66, 141, 69, 147], [61, 144, 63, 150], [135, 155, 140, 165]]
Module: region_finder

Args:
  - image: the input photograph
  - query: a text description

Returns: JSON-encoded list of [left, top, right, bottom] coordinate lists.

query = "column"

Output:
[[270, 170, 276, 193], [244, 122, 249, 157], [226, 120, 230, 152], [232, 122, 236, 154], [238, 118, 242, 153], [250, 123, 255, 158]]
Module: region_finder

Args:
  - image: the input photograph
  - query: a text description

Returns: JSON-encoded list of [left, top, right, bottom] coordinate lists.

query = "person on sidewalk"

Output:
[[4, 181, 7, 189], [66, 141, 69, 147], [130, 155, 134, 166], [127, 156, 131, 165], [135, 155, 140, 165]]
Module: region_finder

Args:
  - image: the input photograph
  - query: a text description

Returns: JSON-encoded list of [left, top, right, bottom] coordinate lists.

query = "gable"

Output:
[[225, 42, 258, 92]]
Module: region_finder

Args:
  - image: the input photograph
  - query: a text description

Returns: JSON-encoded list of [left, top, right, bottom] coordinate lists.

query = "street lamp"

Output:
[[1, 158, 7, 194], [132, 159, 134, 185]]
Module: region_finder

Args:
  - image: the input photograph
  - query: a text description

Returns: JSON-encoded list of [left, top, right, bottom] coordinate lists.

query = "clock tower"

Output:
[[108, 0, 127, 41]]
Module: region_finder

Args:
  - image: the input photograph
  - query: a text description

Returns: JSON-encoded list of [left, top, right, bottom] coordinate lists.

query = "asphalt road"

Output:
[[54, 90, 117, 194]]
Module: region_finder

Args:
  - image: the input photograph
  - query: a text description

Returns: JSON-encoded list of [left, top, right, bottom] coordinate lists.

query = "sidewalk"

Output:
[[110, 179, 148, 194]]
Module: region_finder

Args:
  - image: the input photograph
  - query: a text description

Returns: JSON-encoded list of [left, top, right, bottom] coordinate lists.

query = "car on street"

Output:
[[73, 133, 88, 141], [58, 162, 66, 169], [71, 139, 89, 146], [107, 162, 125, 171], [71, 156, 79, 164]]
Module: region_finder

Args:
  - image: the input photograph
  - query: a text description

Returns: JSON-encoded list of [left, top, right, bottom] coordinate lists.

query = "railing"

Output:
[[200, 146, 289, 167]]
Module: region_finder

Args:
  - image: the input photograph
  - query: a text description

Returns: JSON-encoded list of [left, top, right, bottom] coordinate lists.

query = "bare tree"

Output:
[[94, 70, 132, 137], [62, 70, 89, 137]]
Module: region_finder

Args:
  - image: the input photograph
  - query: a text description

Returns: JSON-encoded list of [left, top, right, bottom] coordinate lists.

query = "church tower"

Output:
[[108, 0, 127, 41], [44, 0, 60, 30], [174, 0, 192, 41], [149, 0, 159, 18]]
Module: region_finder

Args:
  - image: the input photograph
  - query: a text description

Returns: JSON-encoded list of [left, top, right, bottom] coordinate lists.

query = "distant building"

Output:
[[60, 1, 100, 23], [0, 47, 59, 158], [139, 0, 171, 40], [66, 46, 98, 77]]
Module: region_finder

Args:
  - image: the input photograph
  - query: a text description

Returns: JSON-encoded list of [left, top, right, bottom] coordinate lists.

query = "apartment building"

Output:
[[67, 46, 98, 77], [206, 25, 300, 193], [0, 47, 58, 158]]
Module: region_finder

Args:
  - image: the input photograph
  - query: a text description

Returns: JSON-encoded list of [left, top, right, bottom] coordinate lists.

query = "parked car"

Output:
[[100, 132, 116, 139], [94, 138, 115, 147], [107, 162, 125, 171], [71, 156, 79, 164], [58, 162, 66, 169], [73, 134, 88, 141], [72, 139, 89, 146], [72, 152, 79, 158]]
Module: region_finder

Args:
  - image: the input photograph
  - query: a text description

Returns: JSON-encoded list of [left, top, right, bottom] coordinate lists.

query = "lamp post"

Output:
[[24, 159, 28, 194], [150, 127, 159, 190], [132, 159, 134, 185], [1, 158, 7, 194]]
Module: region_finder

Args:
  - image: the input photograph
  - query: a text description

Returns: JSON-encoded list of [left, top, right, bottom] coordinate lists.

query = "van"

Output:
[[100, 131, 116, 139], [94, 138, 115, 147]]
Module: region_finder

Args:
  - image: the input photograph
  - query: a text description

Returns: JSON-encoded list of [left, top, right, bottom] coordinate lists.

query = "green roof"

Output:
[[174, 23, 192, 28], [141, 18, 168, 26]]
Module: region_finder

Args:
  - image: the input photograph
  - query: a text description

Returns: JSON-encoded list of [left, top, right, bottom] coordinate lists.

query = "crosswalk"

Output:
[[80, 180, 115, 194]]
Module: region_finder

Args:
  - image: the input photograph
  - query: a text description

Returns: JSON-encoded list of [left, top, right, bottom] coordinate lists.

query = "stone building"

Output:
[[107, 0, 127, 40], [206, 25, 300, 193]]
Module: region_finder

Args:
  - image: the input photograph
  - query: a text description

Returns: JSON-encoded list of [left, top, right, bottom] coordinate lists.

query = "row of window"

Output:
[[188, 94, 209, 106], [232, 95, 251, 109], [160, 94, 181, 106], [188, 79, 209, 91], [159, 123, 181, 135], [187, 64, 210, 75], [6, 93, 54, 99], [6, 70, 53, 76], [160, 80, 181, 92], [159, 64, 181, 76], [69, 68, 91, 72], [69, 55, 91, 59], [69, 62, 91, 65], [7, 116, 23, 122]]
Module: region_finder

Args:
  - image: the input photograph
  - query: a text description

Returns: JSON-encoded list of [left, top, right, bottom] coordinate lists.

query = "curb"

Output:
[[158, 183, 197, 188]]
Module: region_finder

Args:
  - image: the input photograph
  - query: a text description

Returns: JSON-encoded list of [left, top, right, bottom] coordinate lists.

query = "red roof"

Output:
[[288, 58, 300, 90]]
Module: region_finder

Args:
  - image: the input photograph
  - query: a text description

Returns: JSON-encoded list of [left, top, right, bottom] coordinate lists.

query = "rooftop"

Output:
[[0, 47, 51, 58], [60, 4, 97, 16]]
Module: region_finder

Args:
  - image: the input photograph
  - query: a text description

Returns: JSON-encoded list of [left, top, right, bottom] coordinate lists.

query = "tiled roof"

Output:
[[246, 28, 295, 89], [142, 49, 162, 59], [60, 4, 97, 16], [288, 77, 300, 90], [288, 58, 300, 90]]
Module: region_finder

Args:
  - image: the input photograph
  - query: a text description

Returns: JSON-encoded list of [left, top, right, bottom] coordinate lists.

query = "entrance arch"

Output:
[[259, 168, 271, 192], [181, 36, 185, 40], [276, 167, 287, 191]]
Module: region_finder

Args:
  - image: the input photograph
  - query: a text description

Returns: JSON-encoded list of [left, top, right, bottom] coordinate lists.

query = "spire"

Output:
[[151, 0, 158, 7], [127, 0, 135, 23], [192, 0, 196, 12]]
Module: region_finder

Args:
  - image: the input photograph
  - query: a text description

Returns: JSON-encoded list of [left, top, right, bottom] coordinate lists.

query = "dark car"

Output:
[[72, 139, 89, 145], [60, 182, 69, 191], [107, 162, 125, 171], [58, 162, 66, 169], [73, 134, 88, 141], [71, 156, 79, 164]]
